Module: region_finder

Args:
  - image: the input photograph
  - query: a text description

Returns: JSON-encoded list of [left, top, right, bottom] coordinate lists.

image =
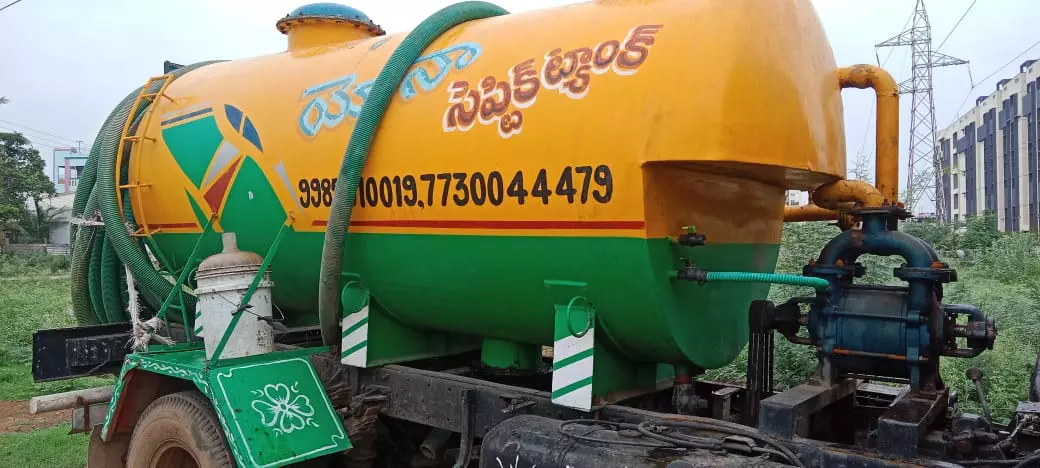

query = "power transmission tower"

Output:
[[876, 0, 967, 220]]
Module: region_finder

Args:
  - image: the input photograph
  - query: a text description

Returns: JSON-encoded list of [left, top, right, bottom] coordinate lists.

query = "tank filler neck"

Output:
[[276, 3, 385, 52]]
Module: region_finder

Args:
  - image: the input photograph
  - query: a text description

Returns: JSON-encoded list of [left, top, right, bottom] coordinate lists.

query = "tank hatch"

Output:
[[276, 3, 385, 51]]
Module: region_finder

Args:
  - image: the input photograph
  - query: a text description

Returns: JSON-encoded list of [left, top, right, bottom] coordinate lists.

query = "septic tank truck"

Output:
[[32, 1, 1040, 467]]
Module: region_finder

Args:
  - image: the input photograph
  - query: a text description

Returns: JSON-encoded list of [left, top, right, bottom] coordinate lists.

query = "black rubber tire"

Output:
[[126, 390, 234, 468]]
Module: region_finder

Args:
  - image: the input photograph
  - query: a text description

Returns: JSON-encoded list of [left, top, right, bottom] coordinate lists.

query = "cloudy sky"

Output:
[[1, 0, 1038, 204]]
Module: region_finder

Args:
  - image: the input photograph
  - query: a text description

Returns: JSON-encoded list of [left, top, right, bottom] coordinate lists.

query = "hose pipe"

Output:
[[318, 1, 510, 346], [674, 268, 830, 292], [71, 61, 220, 326]]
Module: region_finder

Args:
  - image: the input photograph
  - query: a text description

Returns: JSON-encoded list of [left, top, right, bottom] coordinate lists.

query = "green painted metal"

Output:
[[480, 338, 542, 370], [161, 116, 225, 188], [102, 344, 348, 467], [209, 221, 290, 368], [154, 215, 215, 327], [208, 349, 350, 467], [318, 0, 512, 346], [153, 231, 780, 369]]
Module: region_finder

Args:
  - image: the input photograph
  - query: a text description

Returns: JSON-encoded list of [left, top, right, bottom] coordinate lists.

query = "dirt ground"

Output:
[[0, 401, 69, 433]]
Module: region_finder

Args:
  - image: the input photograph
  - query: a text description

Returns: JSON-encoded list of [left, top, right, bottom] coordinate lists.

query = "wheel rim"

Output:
[[152, 441, 200, 468]]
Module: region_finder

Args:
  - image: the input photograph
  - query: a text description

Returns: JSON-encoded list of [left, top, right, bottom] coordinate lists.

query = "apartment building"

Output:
[[937, 59, 1040, 231]]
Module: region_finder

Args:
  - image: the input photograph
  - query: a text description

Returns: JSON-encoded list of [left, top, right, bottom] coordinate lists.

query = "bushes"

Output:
[[0, 253, 70, 277], [705, 216, 1039, 423]]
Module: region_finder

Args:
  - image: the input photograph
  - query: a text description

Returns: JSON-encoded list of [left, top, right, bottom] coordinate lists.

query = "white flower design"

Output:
[[250, 382, 317, 435]]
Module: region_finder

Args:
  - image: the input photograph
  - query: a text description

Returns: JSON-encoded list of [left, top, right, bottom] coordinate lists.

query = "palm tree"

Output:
[[0, 96, 8, 105]]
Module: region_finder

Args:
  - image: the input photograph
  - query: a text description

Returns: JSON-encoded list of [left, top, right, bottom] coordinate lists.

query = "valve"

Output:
[[676, 226, 707, 247]]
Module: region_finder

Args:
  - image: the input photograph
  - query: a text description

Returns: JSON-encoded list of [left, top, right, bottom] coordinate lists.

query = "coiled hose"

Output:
[[71, 61, 220, 326], [317, 1, 509, 345]]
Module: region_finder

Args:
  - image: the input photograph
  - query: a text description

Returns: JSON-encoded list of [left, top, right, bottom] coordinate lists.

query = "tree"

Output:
[[0, 96, 8, 105], [962, 210, 1000, 250], [0, 132, 54, 242]]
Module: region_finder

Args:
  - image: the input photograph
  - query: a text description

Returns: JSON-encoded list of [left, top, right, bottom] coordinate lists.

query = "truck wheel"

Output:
[[126, 390, 233, 468]]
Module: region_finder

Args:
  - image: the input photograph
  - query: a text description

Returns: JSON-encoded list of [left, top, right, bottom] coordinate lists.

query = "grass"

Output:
[[0, 275, 112, 466], [0, 277, 113, 399], [0, 254, 70, 278], [0, 424, 89, 468]]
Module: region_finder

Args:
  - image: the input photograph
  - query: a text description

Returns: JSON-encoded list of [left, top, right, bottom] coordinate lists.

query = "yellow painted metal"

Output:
[[784, 64, 900, 223], [115, 74, 175, 236], [836, 64, 900, 205], [132, 0, 856, 243]]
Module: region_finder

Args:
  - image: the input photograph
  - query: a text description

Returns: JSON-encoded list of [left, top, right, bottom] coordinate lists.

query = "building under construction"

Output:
[[937, 59, 1040, 231]]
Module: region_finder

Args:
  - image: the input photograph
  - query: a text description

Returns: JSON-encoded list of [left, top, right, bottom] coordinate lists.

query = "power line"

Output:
[[946, 38, 1040, 127], [975, 38, 1040, 85], [0, 119, 79, 144], [0, 126, 78, 148], [935, 0, 978, 52], [0, 0, 24, 12]]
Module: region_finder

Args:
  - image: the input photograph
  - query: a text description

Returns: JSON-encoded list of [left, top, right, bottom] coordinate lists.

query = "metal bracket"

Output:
[[453, 388, 475, 468]]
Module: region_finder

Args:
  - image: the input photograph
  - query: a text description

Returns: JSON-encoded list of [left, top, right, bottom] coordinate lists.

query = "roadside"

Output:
[[0, 401, 69, 433], [0, 273, 113, 467]]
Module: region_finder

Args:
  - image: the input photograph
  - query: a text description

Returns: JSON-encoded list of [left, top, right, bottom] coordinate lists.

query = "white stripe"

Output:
[[342, 345, 367, 367], [341, 324, 368, 349], [200, 141, 239, 186], [552, 355, 594, 392], [160, 101, 212, 120], [553, 384, 592, 411], [341, 306, 369, 331], [553, 329, 595, 362]]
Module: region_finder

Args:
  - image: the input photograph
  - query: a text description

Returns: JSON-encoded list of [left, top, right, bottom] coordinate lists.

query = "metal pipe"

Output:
[[420, 428, 453, 460], [783, 204, 840, 222], [811, 180, 886, 210], [837, 64, 900, 204]]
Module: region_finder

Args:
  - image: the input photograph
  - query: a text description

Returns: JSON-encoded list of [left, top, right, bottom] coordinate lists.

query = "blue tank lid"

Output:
[[276, 3, 384, 35]]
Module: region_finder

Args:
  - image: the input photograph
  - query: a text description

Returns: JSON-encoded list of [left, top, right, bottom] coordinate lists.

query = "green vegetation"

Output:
[[0, 276, 112, 399], [0, 132, 55, 244], [0, 424, 88, 468], [707, 211, 1039, 423], [0, 253, 70, 277]]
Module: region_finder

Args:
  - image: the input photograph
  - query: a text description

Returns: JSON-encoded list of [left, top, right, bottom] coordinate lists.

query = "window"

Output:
[[954, 196, 959, 209]]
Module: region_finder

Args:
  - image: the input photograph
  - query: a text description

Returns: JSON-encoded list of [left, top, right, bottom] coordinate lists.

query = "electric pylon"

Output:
[[876, 0, 967, 219]]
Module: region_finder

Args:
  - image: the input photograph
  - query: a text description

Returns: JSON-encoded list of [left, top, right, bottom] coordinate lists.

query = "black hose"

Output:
[[645, 420, 805, 468]]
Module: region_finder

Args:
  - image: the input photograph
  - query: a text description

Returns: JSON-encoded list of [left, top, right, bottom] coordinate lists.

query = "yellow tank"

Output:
[[121, 0, 849, 373]]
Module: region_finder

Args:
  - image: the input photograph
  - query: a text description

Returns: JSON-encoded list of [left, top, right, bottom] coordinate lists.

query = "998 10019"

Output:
[[297, 165, 613, 209]]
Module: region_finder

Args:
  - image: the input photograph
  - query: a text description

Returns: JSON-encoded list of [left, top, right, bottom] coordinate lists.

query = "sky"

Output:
[[1, 0, 1038, 210]]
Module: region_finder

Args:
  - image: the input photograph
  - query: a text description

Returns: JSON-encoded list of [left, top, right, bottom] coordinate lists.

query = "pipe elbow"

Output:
[[811, 180, 886, 210], [838, 64, 898, 98], [837, 64, 900, 204]]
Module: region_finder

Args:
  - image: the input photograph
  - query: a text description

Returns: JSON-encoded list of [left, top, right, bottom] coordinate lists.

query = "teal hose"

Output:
[[704, 272, 830, 291], [317, 1, 509, 345]]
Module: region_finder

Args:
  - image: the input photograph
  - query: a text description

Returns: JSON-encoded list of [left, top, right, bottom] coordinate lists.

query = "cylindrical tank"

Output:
[[125, 0, 846, 369]]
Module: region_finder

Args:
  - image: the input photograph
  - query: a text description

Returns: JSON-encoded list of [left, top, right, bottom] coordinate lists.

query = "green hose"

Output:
[[87, 232, 105, 317], [71, 62, 219, 326], [100, 240, 125, 322], [71, 189, 100, 324], [704, 272, 830, 291], [317, 1, 509, 345]]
